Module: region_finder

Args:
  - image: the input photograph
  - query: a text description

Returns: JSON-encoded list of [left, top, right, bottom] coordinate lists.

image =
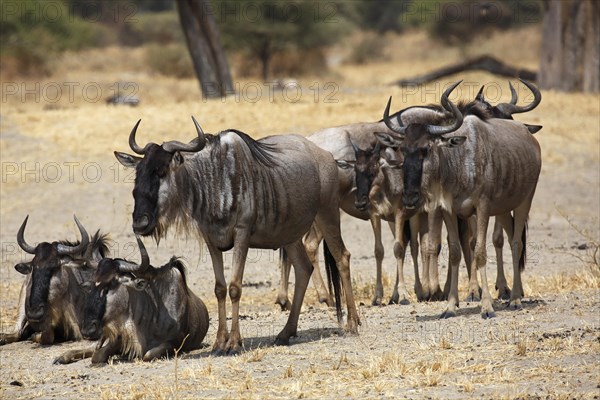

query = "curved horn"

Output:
[[509, 81, 518, 105], [129, 119, 152, 155], [17, 215, 36, 254], [426, 81, 464, 136], [115, 235, 150, 274], [475, 85, 485, 101], [383, 97, 406, 135], [56, 215, 90, 255], [162, 116, 207, 153], [495, 79, 542, 116]]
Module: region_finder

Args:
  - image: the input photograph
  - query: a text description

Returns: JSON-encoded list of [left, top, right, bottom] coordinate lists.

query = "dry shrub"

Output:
[[145, 43, 194, 78], [232, 48, 328, 79], [346, 32, 388, 65]]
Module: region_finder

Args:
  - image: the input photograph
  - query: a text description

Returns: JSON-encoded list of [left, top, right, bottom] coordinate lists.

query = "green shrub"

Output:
[[145, 43, 194, 78]]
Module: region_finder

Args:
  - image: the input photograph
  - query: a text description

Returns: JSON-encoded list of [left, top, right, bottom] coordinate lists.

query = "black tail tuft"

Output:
[[403, 220, 411, 247], [324, 241, 342, 323], [520, 219, 528, 272]]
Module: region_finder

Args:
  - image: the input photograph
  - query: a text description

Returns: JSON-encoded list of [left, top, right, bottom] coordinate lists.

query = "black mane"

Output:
[[221, 129, 280, 168]]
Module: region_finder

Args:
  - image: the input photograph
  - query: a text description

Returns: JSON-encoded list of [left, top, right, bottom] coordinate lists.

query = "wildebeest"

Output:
[[0, 215, 109, 345], [381, 81, 541, 318], [54, 235, 209, 364], [114, 117, 359, 354]]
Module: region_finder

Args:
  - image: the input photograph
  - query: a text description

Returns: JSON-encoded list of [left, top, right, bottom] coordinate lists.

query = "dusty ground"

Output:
[[1, 28, 599, 399]]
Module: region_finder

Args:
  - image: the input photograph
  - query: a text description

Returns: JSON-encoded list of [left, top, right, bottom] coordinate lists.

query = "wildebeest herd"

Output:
[[0, 80, 542, 365]]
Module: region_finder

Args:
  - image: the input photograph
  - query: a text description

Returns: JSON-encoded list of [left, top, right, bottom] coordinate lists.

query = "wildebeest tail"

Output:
[[324, 241, 342, 323], [403, 220, 411, 246], [520, 219, 528, 272]]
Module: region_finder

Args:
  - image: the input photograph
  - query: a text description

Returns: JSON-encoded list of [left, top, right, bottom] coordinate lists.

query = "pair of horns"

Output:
[[112, 235, 150, 275], [384, 80, 464, 136], [129, 116, 207, 155], [18, 215, 89, 256]]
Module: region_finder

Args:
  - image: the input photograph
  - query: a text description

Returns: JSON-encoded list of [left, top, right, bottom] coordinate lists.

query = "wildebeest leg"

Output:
[[225, 232, 250, 355], [389, 212, 409, 305], [53, 346, 95, 364], [474, 206, 495, 319], [508, 198, 533, 310], [303, 224, 332, 306], [205, 241, 229, 356], [463, 216, 481, 302], [409, 215, 423, 300], [91, 338, 121, 364], [369, 216, 385, 305], [0, 320, 34, 345], [494, 215, 513, 300], [417, 213, 430, 301], [37, 328, 55, 345], [275, 249, 293, 311], [427, 210, 444, 301], [315, 214, 359, 333], [143, 343, 175, 361], [440, 211, 462, 318], [275, 240, 313, 346]]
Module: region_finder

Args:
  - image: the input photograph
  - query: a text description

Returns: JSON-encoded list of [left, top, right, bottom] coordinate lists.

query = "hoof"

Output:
[[508, 301, 523, 311], [497, 288, 511, 301], [211, 348, 226, 357], [226, 347, 242, 356], [274, 336, 290, 346], [399, 298, 410, 305], [52, 357, 65, 365], [372, 297, 383, 306], [465, 293, 481, 303], [429, 289, 443, 302], [481, 310, 496, 319], [417, 293, 429, 302], [275, 298, 292, 312], [440, 310, 456, 319]]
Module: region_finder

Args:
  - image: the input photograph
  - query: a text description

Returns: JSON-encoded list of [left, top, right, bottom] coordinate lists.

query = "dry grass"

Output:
[[1, 26, 599, 400]]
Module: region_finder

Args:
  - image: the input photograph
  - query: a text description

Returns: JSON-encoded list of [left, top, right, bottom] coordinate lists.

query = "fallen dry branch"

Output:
[[393, 55, 537, 87]]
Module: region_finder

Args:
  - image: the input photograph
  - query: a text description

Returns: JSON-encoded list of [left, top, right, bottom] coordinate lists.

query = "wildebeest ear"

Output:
[[15, 262, 32, 275], [336, 160, 355, 170], [114, 151, 142, 169], [525, 124, 542, 134], [374, 132, 402, 148], [438, 136, 467, 148], [172, 151, 184, 167]]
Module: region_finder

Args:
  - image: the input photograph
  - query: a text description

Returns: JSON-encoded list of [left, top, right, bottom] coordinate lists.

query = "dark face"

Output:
[[399, 126, 432, 209], [15, 242, 68, 327], [353, 145, 381, 211], [82, 259, 117, 339], [129, 145, 174, 236]]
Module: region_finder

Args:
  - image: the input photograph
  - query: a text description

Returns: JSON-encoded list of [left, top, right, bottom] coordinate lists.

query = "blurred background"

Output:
[[1, 0, 597, 97]]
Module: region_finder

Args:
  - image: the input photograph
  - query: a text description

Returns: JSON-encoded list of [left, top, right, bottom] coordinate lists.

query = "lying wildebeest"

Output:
[[0, 215, 109, 345], [381, 81, 541, 318], [114, 117, 359, 355], [54, 235, 209, 364]]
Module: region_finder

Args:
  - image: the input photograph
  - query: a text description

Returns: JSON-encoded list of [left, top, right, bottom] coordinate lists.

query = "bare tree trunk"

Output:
[[538, 0, 563, 90], [539, 0, 599, 92], [583, 0, 600, 92], [176, 0, 234, 99]]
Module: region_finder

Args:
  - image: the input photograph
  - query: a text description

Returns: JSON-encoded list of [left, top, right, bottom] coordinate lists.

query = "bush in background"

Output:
[[144, 43, 194, 78]]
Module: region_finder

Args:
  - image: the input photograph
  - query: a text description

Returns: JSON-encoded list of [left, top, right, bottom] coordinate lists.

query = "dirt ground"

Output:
[[1, 29, 599, 399]]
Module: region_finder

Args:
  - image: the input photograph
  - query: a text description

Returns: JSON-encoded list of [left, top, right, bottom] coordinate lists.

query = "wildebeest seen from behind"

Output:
[[0, 215, 109, 345], [381, 81, 541, 318], [114, 117, 359, 355], [54, 236, 209, 364]]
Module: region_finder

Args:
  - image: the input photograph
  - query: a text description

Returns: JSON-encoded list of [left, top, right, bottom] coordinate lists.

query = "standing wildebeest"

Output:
[[114, 117, 359, 354], [381, 81, 541, 318], [0, 215, 109, 345], [54, 236, 209, 364]]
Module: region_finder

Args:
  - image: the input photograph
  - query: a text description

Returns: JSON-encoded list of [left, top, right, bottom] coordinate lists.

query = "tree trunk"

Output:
[[582, 0, 600, 92], [538, 0, 563, 90], [176, 0, 234, 99], [539, 0, 599, 92]]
